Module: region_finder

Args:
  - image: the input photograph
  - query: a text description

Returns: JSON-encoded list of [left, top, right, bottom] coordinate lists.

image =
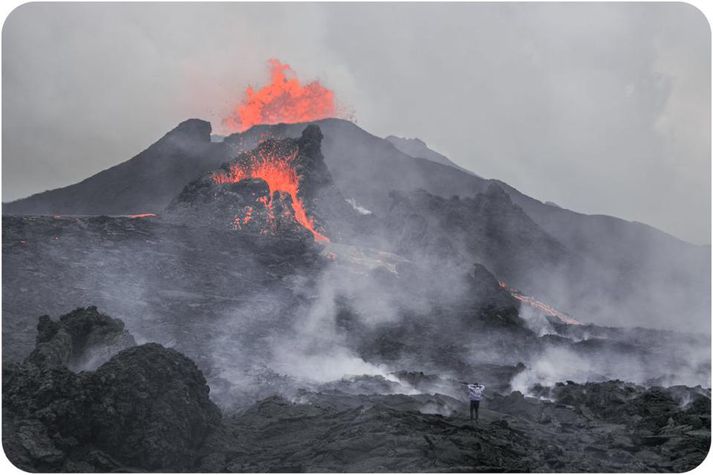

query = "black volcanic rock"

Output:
[[87, 343, 222, 470], [166, 124, 359, 241], [28, 306, 135, 371], [1, 214, 323, 368], [170, 172, 312, 239], [294, 124, 334, 202], [465, 263, 522, 325], [3, 311, 222, 472], [380, 184, 573, 299], [331, 257, 528, 369], [217, 382, 709, 472], [3, 364, 88, 471], [1, 217, 710, 472]]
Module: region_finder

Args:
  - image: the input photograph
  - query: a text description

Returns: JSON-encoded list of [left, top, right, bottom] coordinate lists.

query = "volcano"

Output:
[[3, 116, 710, 473], [3, 118, 709, 332]]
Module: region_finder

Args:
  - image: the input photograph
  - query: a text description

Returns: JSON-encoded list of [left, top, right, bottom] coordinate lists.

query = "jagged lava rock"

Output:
[[87, 343, 222, 470], [28, 306, 135, 370], [3, 309, 222, 472], [166, 125, 360, 241]]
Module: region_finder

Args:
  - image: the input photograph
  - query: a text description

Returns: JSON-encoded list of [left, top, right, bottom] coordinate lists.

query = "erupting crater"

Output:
[[166, 124, 348, 243], [211, 141, 329, 242]]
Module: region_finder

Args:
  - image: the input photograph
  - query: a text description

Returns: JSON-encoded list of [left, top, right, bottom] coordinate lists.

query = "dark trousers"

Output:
[[470, 400, 480, 420]]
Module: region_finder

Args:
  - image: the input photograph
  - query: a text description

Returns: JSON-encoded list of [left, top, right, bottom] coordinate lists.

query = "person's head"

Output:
[[473, 382, 478, 386]]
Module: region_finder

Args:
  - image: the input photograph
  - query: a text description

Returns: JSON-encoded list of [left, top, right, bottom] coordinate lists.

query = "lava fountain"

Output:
[[222, 59, 339, 133], [212, 145, 329, 242]]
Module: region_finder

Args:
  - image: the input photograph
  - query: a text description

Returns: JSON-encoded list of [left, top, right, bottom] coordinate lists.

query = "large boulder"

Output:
[[87, 343, 222, 470], [3, 309, 222, 472]]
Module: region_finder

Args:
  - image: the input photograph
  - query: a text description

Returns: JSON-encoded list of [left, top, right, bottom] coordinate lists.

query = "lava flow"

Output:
[[212, 146, 329, 242], [223, 59, 338, 133], [499, 281, 581, 325]]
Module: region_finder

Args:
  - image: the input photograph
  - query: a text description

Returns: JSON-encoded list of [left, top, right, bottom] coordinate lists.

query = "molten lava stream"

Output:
[[212, 149, 329, 242]]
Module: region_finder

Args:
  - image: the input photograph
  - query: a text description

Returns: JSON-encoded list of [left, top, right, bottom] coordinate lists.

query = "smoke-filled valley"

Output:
[[3, 118, 710, 472]]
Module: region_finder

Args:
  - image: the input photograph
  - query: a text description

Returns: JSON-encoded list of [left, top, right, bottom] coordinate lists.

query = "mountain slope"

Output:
[[3, 118, 709, 330], [223, 119, 709, 330], [3, 119, 229, 216], [385, 135, 476, 175], [379, 184, 576, 297], [221, 119, 491, 216]]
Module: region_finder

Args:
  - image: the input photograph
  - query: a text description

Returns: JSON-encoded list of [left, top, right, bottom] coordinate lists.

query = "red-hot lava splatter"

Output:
[[212, 147, 329, 242], [499, 281, 581, 325], [233, 206, 254, 230], [127, 213, 158, 219], [223, 59, 338, 133]]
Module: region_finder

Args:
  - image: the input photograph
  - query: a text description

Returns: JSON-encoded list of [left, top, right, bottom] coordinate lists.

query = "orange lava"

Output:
[[499, 280, 581, 325], [127, 213, 157, 219], [232, 206, 254, 230], [223, 59, 337, 133], [212, 147, 329, 242]]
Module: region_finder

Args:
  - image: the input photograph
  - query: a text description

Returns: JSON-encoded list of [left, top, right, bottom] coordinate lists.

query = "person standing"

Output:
[[461, 381, 485, 421]]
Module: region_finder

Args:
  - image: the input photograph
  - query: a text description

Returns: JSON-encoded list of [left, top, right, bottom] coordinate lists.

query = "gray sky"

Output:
[[3, 2, 710, 244]]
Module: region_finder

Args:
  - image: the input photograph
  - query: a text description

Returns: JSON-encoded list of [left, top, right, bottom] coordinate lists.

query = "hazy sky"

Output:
[[2, 3, 710, 244]]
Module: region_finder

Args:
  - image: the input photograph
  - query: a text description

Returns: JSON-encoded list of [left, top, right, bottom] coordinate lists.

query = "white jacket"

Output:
[[467, 384, 485, 401]]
